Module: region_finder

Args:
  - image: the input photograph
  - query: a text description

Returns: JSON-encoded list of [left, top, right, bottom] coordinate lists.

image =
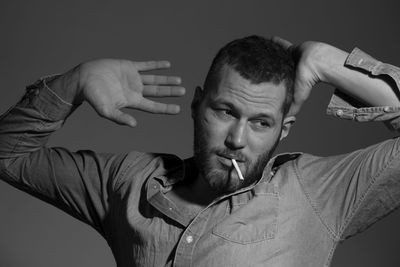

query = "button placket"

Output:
[[146, 179, 190, 227], [173, 208, 211, 267]]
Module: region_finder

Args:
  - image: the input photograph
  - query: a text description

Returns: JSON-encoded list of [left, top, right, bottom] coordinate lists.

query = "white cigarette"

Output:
[[231, 159, 244, 180]]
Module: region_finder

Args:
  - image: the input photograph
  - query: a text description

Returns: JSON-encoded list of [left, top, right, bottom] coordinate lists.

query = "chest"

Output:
[[106, 178, 334, 267]]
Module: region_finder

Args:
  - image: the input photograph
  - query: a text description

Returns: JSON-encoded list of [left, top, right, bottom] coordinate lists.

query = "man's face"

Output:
[[193, 65, 290, 194]]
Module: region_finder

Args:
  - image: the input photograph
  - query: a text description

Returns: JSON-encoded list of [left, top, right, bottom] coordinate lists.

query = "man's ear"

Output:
[[279, 115, 296, 141], [191, 86, 204, 119]]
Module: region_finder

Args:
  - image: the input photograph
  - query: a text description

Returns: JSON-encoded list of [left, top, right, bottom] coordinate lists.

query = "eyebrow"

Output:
[[251, 112, 275, 119]]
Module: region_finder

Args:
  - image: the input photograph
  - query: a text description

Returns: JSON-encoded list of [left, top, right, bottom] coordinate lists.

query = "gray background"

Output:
[[0, 0, 399, 266]]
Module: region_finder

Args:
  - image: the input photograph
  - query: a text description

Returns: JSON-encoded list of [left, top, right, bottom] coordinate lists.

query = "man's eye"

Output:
[[216, 109, 234, 117], [252, 120, 270, 128], [222, 109, 233, 116]]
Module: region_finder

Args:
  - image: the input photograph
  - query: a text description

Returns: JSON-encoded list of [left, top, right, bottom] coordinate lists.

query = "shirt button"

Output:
[[186, 235, 193, 243], [336, 110, 344, 117]]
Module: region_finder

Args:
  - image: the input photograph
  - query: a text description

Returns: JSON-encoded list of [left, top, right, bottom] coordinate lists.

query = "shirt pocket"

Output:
[[212, 193, 279, 244]]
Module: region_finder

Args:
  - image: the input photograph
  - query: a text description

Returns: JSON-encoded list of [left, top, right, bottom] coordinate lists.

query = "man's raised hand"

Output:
[[272, 36, 325, 117], [77, 59, 185, 127]]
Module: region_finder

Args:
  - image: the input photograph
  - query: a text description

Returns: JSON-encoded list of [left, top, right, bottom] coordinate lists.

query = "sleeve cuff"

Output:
[[326, 47, 400, 131], [22, 75, 80, 121]]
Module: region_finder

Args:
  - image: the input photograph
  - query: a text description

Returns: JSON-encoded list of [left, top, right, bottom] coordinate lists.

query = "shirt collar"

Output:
[[148, 152, 302, 199]]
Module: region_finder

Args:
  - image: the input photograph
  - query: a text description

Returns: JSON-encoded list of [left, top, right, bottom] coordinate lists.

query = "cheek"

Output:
[[201, 112, 230, 145], [247, 129, 281, 159]]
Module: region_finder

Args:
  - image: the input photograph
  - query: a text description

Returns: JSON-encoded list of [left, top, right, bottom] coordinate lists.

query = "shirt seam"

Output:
[[325, 241, 339, 267], [112, 152, 147, 192], [337, 138, 400, 239], [26, 93, 62, 122], [293, 160, 341, 266], [27, 76, 76, 121], [112, 156, 135, 191], [292, 159, 340, 241], [43, 81, 73, 106]]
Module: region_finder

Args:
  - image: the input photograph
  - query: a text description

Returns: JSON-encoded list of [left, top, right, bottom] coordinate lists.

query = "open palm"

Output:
[[78, 59, 185, 127]]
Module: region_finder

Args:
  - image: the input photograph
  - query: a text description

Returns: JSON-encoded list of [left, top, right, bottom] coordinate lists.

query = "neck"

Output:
[[168, 174, 218, 211], [190, 174, 220, 205]]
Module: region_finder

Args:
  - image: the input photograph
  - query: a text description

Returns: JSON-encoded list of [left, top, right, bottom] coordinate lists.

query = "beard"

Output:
[[193, 119, 280, 195]]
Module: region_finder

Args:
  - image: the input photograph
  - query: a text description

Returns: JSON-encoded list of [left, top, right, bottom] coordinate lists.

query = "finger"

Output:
[[271, 36, 293, 50], [143, 85, 186, 97], [287, 85, 311, 116], [142, 75, 182, 85], [136, 98, 181, 114], [133, 61, 171, 71], [108, 109, 137, 127], [287, 103, 301, 117]]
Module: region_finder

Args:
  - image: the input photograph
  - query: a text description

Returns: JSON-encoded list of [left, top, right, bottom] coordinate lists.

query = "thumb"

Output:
[[109, 109, 137, 127], [288, 79, 314, 117], [271, 36, 293, 50], [288, 102, 302, 117]]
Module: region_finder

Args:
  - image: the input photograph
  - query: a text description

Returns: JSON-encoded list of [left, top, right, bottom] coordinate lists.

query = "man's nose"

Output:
[[225, 120, 247, 150]]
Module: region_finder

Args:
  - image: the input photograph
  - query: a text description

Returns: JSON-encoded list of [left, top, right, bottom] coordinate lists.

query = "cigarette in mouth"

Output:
[[231, 159, 244, 180]]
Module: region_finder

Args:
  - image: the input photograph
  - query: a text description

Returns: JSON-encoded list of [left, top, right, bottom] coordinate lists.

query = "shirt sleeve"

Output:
[[326, 47, 400, 131], [0, 77, 132, 236], [295, 137, 400, 241]]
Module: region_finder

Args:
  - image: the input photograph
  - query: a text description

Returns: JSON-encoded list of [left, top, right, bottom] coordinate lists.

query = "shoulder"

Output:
[[112, 151, 183, 190]]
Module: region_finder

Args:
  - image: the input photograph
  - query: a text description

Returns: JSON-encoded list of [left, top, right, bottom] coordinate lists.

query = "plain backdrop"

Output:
[[0, 0, 399, 266]]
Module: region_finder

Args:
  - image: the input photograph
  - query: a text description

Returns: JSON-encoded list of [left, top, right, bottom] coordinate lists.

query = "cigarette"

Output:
[[231, 159, 244, 180]]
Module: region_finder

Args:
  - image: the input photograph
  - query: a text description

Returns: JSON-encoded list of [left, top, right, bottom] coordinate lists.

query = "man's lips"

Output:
[[216, 155, 232, 166], [216, 153, 245, 166]]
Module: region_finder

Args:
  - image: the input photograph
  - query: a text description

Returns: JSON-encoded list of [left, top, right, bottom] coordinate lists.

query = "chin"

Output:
[[203, 168, 241, 195]]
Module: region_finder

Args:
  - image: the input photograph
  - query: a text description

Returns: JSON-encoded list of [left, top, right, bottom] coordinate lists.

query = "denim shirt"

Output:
[[1, 48, 400, 267]]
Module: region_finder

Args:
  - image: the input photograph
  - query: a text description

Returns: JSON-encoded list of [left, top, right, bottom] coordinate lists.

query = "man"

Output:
[[0, 35, 399, 266]]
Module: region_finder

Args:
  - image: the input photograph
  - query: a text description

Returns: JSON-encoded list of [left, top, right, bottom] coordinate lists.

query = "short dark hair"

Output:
[[204, 35, 295, 116]]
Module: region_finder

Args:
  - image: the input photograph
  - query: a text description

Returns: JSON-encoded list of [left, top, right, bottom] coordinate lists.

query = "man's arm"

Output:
[[272, 37, 400, 117], [0, 59, 185, 233], [316, 44, 400, 107]]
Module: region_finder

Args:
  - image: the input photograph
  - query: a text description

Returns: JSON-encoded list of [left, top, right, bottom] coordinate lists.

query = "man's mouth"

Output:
[[215, 152, 246, 170], [216, 155, 232, 167], [216, 152, 245, 162]]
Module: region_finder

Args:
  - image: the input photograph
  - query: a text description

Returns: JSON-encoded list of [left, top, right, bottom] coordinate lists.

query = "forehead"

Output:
[[208, 65, 287, 116]]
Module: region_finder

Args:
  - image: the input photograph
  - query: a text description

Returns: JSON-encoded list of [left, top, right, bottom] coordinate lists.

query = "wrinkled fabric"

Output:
[[1, 48, 400, 267]]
